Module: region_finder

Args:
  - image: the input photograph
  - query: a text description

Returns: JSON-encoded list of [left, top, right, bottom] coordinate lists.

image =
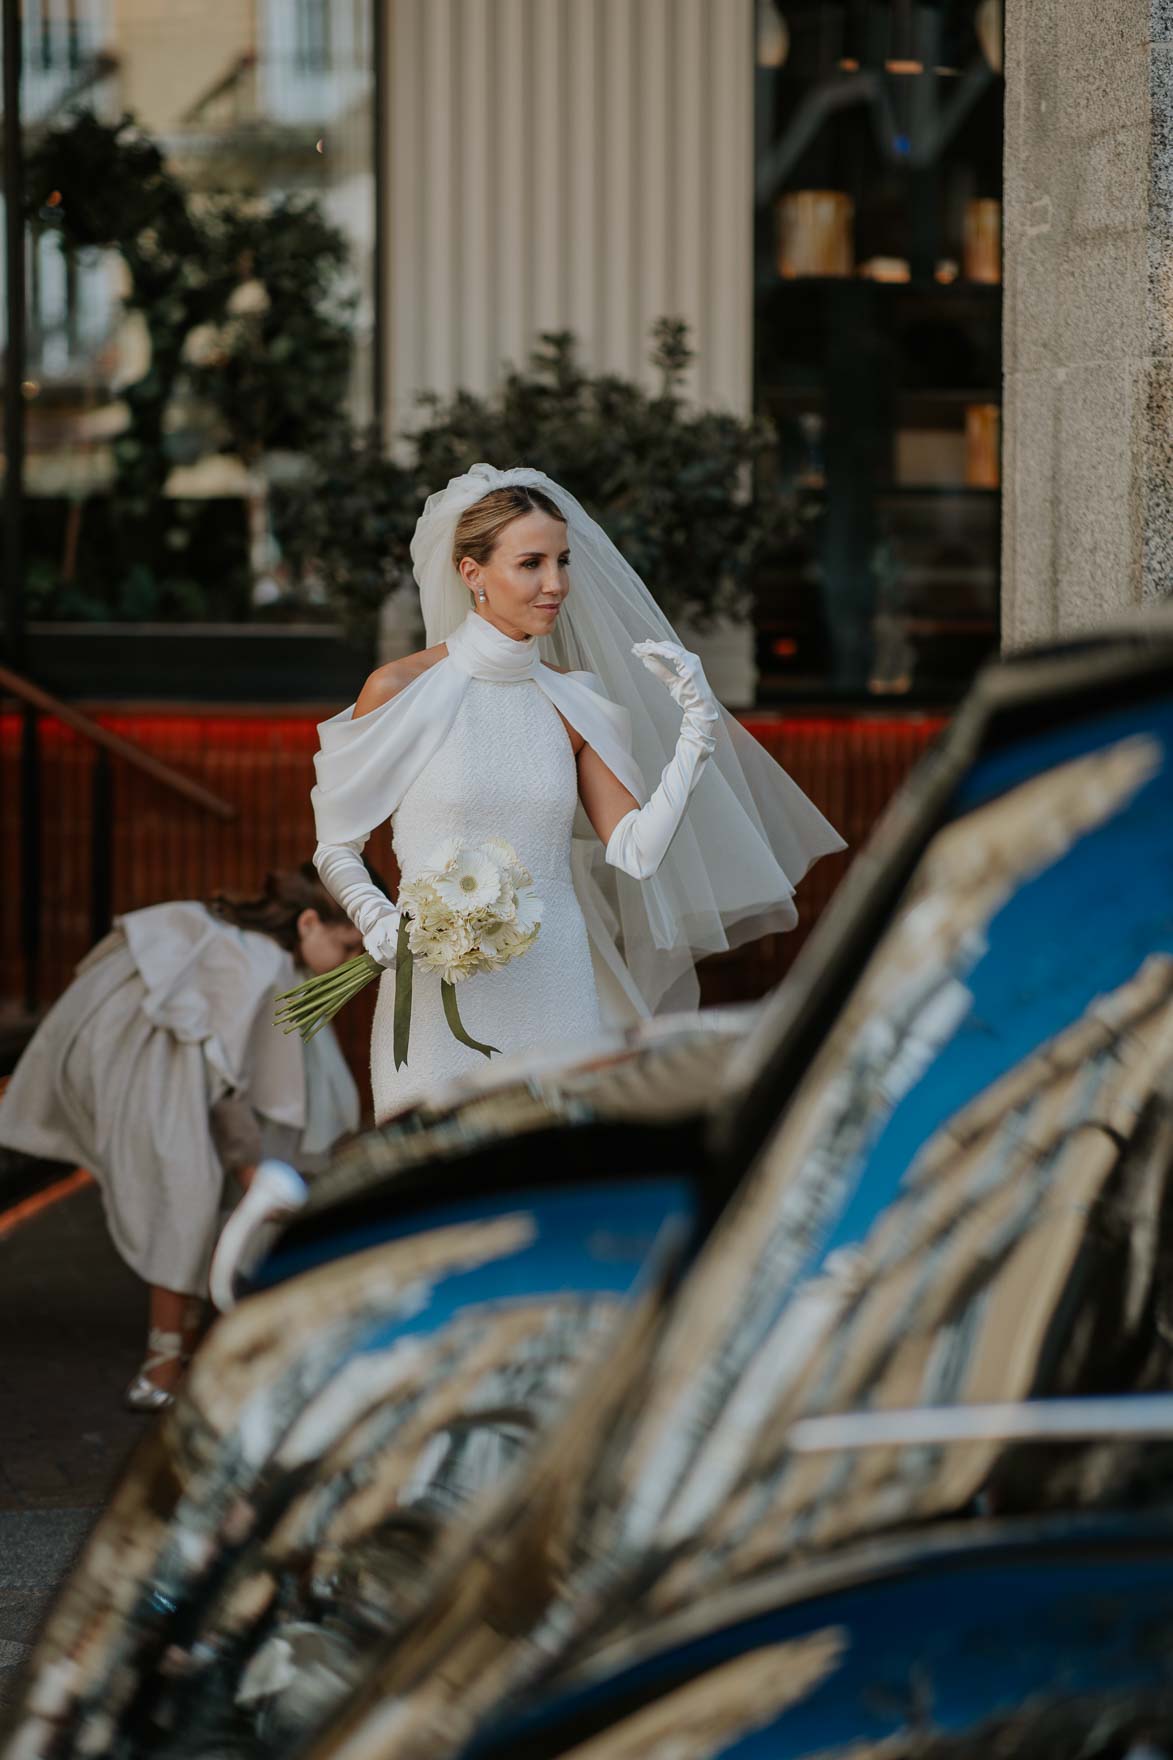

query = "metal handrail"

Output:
[[0, 663, 236, 820]]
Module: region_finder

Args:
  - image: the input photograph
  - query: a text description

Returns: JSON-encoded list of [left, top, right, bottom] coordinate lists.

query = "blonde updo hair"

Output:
[[452, 484, 567, 574]]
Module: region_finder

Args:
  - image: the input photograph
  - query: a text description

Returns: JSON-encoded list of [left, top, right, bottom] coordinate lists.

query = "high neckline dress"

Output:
[[371, 621, 602, 1119]]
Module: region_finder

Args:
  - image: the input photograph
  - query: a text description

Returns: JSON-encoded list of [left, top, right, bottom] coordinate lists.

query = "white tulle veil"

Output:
[[408, 462, 844, 1017]]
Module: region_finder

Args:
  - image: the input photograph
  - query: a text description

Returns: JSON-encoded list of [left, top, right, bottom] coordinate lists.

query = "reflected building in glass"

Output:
[[11, 0, 376, 505], [6, 1, 1006, 710], [753, 0, 1004, 702]]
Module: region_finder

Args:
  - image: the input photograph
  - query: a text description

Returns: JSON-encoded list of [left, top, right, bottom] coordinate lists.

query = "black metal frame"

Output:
[[2, 0, 41, 1014], [371, 0, 388, 437], [3, 0, 24, 671]]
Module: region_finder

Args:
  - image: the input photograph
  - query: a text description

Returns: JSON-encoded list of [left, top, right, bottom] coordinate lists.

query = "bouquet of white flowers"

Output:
[[274, 836, 542, 1069]]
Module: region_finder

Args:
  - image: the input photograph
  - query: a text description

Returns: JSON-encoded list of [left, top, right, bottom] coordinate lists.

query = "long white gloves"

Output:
[[311, 837, 401, 967], [604, 641, 720, 881]]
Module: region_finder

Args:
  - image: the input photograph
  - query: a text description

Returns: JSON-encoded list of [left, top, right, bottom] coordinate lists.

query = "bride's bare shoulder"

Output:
[[354, 642, 448, 718]]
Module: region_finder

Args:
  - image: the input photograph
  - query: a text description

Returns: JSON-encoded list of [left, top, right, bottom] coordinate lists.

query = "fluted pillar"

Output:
[[381, 0, 754, 440]]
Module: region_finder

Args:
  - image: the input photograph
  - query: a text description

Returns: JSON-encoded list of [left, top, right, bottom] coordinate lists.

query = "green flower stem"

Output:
[[275, 953, 372, 1005], [272, 951, 382, 1042]]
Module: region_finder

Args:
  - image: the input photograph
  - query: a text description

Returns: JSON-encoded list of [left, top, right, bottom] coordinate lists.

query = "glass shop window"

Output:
[[753, 0, 1004, 704], [6, 0, 376, 627]]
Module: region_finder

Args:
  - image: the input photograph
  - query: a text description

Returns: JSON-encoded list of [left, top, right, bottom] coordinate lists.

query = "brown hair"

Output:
[[452, 484, 567, 573], [206, 860, 386, 951]]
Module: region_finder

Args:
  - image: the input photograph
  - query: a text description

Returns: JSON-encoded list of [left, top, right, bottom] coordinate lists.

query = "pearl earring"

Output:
[[476, 587, 487, 602]]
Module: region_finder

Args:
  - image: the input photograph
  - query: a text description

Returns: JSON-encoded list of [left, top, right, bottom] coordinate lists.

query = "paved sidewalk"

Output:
[[0, 1510, 96, 1711], [0, 1182, 152, 1707]]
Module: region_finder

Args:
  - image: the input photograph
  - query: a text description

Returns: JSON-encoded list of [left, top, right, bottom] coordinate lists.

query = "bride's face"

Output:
[[464, 511, 571, 641]]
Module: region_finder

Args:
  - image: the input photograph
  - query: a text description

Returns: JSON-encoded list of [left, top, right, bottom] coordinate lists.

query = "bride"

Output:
[[311, 464, 845, 1121]]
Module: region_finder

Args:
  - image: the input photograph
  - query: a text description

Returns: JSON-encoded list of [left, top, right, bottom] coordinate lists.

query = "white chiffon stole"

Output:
[[312, 654, 657, 1028]]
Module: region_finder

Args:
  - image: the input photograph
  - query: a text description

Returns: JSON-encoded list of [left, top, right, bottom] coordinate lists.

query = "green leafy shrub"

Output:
[[25, 111, 353, 616], [273, 428, 419, 639], [291, 323, 799, 638]]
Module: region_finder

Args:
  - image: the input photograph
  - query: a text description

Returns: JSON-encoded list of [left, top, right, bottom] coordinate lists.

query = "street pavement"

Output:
[[0, 1179, 150, 1709]]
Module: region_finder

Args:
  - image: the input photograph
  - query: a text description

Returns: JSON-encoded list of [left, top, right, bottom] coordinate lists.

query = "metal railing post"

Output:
[[3, 0, 26, 673], [19, 705, 41, 1014], [89, 747, 113, 945]]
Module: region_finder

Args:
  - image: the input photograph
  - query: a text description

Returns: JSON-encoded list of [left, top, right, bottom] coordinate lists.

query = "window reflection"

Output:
[[753, 0, 1004, 703], [8, 0, 375, 624], [626, 693, 1173, 1623]]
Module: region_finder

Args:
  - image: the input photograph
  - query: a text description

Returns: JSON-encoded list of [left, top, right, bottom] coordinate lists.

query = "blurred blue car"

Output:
[[9, 615, 1173, 1760]]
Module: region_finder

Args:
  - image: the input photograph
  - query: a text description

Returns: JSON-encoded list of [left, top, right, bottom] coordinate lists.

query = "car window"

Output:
[[615, 688, 1173, 1616]]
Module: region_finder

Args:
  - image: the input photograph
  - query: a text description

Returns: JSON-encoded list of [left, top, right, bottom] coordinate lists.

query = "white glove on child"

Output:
[[209, 1159, 308, 1312], [312, 837, 401, 969], [604, 642, 720, 881]]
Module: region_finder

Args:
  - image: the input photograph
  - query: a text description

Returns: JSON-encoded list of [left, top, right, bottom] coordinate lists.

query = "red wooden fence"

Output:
[[1, 705, 946, 1111]]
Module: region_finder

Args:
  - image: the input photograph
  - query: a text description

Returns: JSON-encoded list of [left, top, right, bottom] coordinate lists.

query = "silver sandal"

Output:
[[124, 1327, 185, 1413]]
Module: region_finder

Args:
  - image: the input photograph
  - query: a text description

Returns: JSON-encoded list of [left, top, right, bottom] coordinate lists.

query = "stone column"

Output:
[[1002, 0, 1173, 646]]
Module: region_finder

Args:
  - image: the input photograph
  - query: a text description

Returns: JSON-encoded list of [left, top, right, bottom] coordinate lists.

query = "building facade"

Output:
[[6, 1, 1008, 706], [378, 0, 754, 432]]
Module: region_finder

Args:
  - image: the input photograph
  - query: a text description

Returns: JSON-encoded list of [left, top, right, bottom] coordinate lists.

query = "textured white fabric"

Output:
[[0, 904, 359, 1293], [408, 462, 847, 1011], [311, 610, 645, 838], [369, 672, 601, 1121], [312, 611, 650, 1024]]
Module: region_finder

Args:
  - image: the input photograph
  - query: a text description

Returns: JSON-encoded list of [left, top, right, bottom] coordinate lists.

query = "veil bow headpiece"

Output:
[[405, 463, 844, 1015]]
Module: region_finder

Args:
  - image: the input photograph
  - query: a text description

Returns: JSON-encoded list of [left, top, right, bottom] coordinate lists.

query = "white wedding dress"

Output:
[[313, 589, 846, 1126], [370, 670, 601, 1119]]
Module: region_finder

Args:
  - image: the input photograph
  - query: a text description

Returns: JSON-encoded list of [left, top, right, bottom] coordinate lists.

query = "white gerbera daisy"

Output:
[[513, 885, 543, 935], [479, 835, 532, 888], [398, 875, 442, 919], [428, 834, 466, 875], [480, 920, 519, 957], [432, 847, 502, 912], [438, 945, 482, 982], [489, 875, 517, 921], [409, 909, 476, 961], [481, 919, 539, 964]]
